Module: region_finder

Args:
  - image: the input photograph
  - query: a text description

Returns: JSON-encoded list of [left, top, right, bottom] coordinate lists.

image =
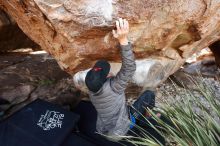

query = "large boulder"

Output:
[[0, 8, 39, 52], [1, 0, 220, 86], [0, 52, 80, 117]]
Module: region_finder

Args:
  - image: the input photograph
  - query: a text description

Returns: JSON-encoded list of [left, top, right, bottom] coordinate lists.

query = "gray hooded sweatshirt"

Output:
[[88, 43, 136, 140]]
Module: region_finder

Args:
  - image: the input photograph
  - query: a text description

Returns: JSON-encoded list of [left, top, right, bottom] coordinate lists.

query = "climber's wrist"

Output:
[[119, 37, 128, 45]]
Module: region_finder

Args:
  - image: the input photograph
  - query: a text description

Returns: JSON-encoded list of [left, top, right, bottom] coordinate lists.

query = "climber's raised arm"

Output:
[[111, 18, 136, 94]]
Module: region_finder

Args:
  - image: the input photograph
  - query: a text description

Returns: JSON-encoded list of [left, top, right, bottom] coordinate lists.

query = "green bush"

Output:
[[127, 79, 220, 146]]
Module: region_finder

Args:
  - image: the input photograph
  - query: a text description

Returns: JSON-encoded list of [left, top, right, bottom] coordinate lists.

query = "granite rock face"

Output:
[[1, 0, 220, 86]]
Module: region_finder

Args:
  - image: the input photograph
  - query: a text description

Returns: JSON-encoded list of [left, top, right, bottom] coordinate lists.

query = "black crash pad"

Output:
[[0, 99, 80, 146]]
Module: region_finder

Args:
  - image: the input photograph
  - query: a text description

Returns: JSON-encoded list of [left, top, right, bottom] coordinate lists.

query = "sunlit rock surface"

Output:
[[1, 0, 220, 86]]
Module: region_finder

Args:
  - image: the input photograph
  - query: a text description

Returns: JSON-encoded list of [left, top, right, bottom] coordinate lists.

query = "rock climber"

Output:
[[73, 18, 165, 145]]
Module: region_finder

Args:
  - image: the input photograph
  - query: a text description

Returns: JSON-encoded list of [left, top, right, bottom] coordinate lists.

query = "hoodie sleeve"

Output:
[[110, 43, 136, 94]]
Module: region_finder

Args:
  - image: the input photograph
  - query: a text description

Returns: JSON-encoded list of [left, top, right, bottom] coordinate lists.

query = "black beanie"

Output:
[[85, 60, 110, 93]]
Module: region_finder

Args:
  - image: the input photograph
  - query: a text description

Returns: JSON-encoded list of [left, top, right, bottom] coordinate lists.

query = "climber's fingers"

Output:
[[116, 20, 120, 32], [112, 29, 118, 38], [113, 18, 129, 39], [119, 18, 124, 29]]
